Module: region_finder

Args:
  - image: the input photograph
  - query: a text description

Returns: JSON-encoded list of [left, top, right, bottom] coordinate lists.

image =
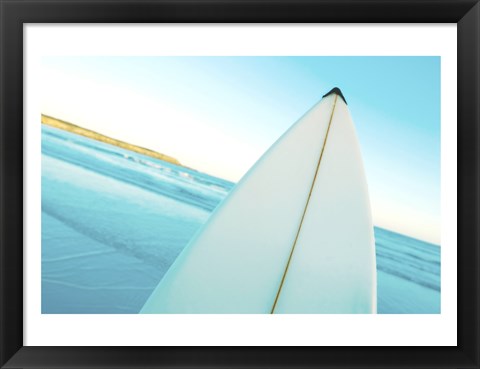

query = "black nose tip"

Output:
[[322, 87, 347, 104]]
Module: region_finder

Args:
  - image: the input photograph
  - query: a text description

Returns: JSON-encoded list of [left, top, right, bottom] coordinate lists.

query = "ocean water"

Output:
[[41, 125, 440, 314]]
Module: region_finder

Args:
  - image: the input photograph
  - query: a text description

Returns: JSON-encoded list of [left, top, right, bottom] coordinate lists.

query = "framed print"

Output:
[[1, 0, 479, 368]]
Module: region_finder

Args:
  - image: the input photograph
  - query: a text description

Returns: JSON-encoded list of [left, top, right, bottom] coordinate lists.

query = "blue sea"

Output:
[[41, 125, 441, 314]]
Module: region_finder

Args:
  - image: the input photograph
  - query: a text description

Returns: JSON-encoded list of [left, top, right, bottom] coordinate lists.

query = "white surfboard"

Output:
[[141, 88, 376, 314]]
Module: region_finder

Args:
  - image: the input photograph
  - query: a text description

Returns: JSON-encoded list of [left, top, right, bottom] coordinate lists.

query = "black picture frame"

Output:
[[1, 0, 479, 368]]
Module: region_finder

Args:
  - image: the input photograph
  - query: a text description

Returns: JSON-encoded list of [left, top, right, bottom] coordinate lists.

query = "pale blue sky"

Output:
[[42, 56, 440, 244]]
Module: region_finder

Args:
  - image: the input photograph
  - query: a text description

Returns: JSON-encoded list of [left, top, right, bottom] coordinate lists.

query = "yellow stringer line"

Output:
[[270, 95, 338, 314]]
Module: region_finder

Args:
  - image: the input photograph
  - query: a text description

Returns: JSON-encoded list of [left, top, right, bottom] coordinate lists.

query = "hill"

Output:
[[41, 114, 182, 166]]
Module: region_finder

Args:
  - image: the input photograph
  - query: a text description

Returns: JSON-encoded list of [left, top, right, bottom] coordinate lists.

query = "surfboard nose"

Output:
[[322, 87, 347, 104]]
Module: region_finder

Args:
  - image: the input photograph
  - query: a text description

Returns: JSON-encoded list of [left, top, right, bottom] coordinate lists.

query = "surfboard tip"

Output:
[[322, 87, 347, 104]]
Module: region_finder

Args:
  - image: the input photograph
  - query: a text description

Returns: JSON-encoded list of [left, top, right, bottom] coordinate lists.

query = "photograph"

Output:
[[41, 56, 440, 314], [2, 0, 478, 366]]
